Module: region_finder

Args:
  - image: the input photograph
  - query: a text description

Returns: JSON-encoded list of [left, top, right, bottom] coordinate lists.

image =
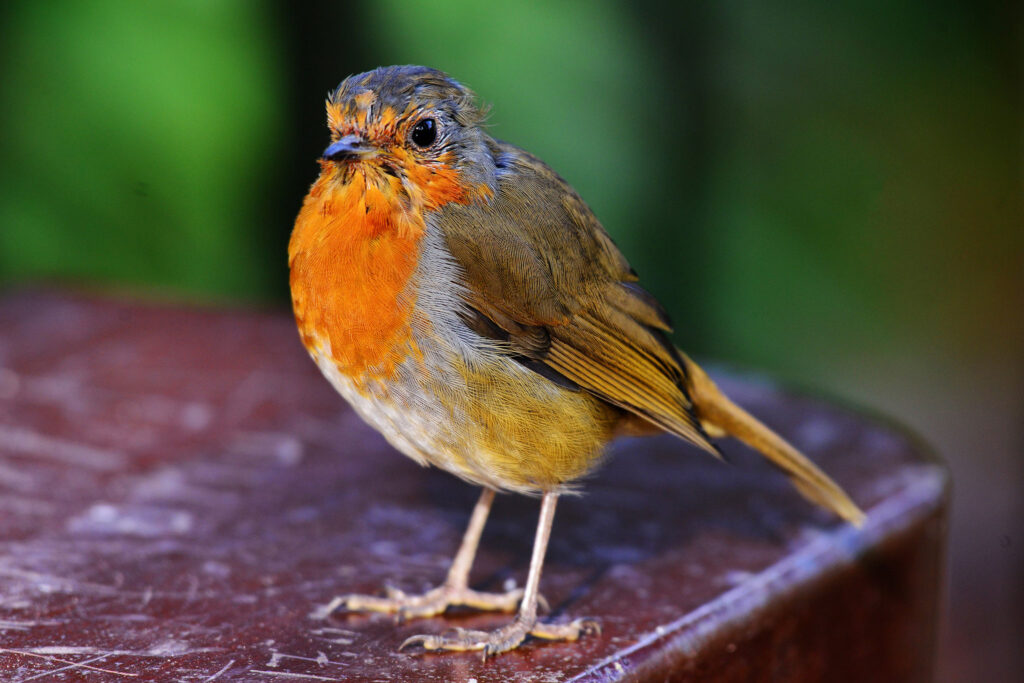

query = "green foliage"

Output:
[[0, 0, 282, 300]]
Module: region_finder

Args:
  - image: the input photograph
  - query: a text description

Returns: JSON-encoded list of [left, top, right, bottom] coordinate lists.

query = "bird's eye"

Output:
[[410, 118, 437, 148]]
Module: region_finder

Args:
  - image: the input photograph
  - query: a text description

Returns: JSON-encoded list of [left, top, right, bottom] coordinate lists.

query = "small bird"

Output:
[[289, 65, 864, 657]]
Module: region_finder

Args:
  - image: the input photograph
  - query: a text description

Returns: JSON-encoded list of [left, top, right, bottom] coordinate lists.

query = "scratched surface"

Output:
[[0, 291, 947, 682]]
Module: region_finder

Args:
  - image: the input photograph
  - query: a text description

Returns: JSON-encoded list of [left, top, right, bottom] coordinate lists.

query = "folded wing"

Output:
[[438, 143, 719, 457]]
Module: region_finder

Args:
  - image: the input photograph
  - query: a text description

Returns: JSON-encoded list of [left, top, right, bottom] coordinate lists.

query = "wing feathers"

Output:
[[439, 142, 718, 456], [545, 317, 720, 457]]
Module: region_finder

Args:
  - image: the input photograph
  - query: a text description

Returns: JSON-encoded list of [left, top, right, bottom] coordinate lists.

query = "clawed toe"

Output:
[[398, 633, 437, 652], [309, 591, 409, 619], [310, 584, 532, 622], [399, 627, 485, 653], [399, 616, 599, 657], [530, 617, 601, 640], [399, 624, 524, 657], [308, 595, 348, 620]]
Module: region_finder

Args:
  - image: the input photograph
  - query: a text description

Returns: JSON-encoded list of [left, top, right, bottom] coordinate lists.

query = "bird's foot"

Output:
[[310, 582, 543, 621], [399, 615, 600, 658]]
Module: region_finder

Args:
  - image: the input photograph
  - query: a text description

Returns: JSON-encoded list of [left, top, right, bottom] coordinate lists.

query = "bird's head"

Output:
[[319, 65, 496, 212]]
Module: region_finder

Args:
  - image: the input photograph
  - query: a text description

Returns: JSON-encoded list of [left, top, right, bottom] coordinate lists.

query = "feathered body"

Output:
[[290, 66, 864, 656], [289, 65, 863, 511]]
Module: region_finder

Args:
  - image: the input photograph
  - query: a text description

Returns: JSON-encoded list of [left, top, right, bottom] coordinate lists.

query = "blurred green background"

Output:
[[0, 1, 1020, 680]]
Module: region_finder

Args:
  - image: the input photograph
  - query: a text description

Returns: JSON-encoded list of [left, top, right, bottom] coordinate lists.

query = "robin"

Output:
[[289, 65, 864, 657]]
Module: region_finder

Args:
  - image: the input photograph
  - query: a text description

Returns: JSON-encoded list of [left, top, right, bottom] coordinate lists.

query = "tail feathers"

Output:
[[681, 354, 866, 527]]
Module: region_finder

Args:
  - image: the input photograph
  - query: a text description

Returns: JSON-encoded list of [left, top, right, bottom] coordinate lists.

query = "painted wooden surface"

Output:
[[0, 291, 947, 682]]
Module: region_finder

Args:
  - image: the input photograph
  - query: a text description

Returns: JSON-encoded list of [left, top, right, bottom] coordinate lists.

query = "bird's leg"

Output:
[[312, 488, 533, 621], [400, 492, 599, 657]]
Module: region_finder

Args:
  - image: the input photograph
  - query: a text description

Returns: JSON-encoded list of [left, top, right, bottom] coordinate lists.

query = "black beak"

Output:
[[321, 134, 376, 162]]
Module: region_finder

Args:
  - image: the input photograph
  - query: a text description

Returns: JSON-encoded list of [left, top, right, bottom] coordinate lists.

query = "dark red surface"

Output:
[[0, 291, 947, 682]]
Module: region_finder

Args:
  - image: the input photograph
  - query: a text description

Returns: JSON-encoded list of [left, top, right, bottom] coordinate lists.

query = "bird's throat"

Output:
[[288, 168, 424, 380]]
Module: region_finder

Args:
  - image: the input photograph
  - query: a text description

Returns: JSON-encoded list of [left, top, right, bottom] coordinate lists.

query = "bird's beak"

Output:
[[321, 134, 376, 162]]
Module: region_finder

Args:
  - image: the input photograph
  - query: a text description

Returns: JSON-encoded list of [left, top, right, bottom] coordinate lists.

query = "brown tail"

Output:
[[681, 354, 866, 527]]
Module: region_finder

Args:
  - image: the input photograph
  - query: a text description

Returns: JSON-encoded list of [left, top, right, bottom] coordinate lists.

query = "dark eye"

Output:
[[410, 118, 437, 148]]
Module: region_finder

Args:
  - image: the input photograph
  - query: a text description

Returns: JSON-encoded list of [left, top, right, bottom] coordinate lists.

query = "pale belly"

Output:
[[307, 325, 615, 494]]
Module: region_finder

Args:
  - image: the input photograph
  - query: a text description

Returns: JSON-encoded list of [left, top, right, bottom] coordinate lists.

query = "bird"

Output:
[[289, 65, 865, 657]]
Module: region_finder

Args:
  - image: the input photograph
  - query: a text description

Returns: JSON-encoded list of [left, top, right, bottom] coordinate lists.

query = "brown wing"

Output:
[[438, 142, 719, 457]]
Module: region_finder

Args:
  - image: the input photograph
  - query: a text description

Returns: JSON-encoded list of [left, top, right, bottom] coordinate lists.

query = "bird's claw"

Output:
[[533, 617, 601, 639], [399, 617, 600, 658], [398, 633, 437, 652], [308, 595, 347, 620]]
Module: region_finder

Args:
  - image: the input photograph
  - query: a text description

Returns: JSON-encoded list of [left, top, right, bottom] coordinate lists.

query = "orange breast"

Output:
[[288, 167, 424, 380]]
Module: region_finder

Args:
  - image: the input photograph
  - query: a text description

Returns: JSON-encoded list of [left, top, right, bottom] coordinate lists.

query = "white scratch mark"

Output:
[[0, 426, 127, 470], [146, 639, 196, 657], [319, 637, 353, 645], [0, 649, 138, 678], [0, 620, 41, 631], [267, 651, 347, 668], [309, 627, 355, 645], [15, 641, 215, 658], [0, 565, 222, 602], [309, 627, 357, 637], [15, 654, 118, 681], [251, 671, 341, 681], [201, 659, 236, 682]]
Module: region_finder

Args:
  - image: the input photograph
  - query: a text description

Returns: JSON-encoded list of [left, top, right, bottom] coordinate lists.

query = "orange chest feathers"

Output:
[[288, 169, 426, 380]]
